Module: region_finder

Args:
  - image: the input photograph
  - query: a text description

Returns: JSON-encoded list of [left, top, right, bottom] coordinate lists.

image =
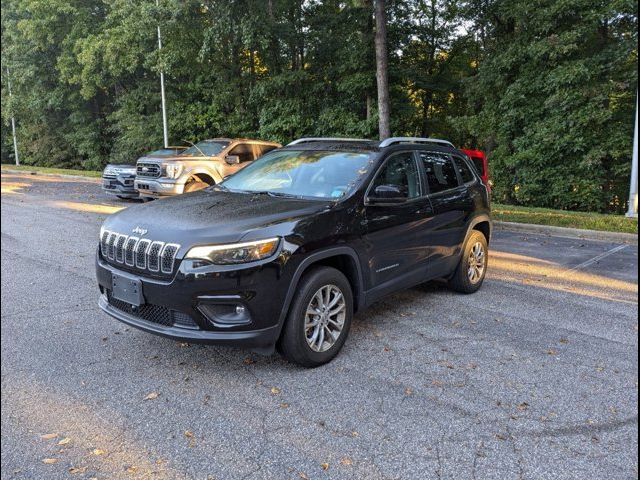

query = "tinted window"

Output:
[[228, 143, 256, 163], [258, 144, 278, 156], [456, 157, 476, 183], [420, 152, 459, 194], [470, 156, 484, 177], [371, 152, 421, 199]]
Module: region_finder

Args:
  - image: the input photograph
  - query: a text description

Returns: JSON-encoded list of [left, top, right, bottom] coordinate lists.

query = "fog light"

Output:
[[197, 303, 251, 327]]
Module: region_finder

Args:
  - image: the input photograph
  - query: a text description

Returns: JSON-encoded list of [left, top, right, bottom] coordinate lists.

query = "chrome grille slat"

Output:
[[124, 237, 139, 266], [147, 241, 164, 272], [100, 230, 180, 276], [115, 234, 128, 263], [107, 232, 118, 260], [100, 230, 110, 257], [135, 239, 151, 269], [161, 244, 180, 274]]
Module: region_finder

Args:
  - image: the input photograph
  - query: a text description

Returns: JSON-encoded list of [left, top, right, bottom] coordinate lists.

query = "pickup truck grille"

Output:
[[136, 162, 162, 178], [100, 230, 180, 276]]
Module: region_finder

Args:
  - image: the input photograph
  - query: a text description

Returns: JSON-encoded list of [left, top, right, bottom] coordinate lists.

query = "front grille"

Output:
[[105, 290, 198, 329], [136, 162, 162, 178], [101, 230, 180, 276]]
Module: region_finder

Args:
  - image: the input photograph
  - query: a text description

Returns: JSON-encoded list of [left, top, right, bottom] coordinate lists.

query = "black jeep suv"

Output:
[[96, 137, 491, 367]]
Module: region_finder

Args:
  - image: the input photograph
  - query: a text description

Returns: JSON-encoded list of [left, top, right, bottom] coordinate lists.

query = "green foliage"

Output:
[[1, 0, 637, 213]]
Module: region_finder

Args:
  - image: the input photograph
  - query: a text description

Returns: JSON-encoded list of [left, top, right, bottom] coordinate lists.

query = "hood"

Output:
[[138, 154, 216, 163], [102, 190, 332, 246]]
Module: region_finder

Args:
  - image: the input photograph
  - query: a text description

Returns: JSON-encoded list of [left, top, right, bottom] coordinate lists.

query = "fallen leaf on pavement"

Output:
[[144, 392, 160, 400], [270, 387, 281, 395], [42, 458, 58, 464], [58, 437, 72, 445], [340, 457, 353, 466], [320, 462, 329, 470], [41, 433, 58, 440], [69, 467, 88, 474], [92, 449, 106, 456], [184, 430, 194, 438]]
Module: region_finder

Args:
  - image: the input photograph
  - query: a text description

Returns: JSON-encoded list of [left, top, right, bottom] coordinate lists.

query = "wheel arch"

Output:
[[276, 247, 364, 338]]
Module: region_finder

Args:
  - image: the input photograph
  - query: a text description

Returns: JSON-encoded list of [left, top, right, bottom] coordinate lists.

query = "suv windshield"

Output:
[[179, 141, 229, 157], [221, 149, 375, 200]]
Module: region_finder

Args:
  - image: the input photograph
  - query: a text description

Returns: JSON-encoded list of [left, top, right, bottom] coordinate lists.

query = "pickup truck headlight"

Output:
[[164, 163, 183, 179], [185, 238, 280, 265]]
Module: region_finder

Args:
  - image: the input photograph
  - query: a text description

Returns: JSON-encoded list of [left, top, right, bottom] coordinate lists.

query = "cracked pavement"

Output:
[[1, 173, 638, 479]]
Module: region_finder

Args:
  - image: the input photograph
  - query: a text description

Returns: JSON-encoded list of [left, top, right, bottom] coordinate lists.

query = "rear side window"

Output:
[[419, 152, 459, 194], [470, 156, 484, 177], [258, 144, 278, 156], [455, 157, 476, 183], [228, 143, 256, 163]]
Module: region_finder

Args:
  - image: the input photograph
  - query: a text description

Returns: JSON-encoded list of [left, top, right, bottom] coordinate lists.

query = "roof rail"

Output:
[[287, 137, 372, 146], [378, 137, 455, 148]]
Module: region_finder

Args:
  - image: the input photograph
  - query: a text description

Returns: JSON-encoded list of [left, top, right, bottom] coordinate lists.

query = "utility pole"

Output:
[[5, 67, 19, 165], [156, 0, 169, 148], [627, 94, 638, 218], [374, 0, 391, 140]]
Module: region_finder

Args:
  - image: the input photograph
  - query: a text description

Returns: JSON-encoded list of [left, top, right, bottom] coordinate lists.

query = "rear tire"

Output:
[[448, 230, 488, 294], [278, 267, 353, 368]]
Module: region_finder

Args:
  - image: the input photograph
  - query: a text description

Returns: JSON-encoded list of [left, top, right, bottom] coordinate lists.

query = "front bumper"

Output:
[[134, 178, 183, 197], [96, 254, 290, 354], [102, 175, 138, 198]]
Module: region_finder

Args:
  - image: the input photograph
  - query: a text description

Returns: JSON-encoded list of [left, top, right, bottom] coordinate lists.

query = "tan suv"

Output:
[[134, 138, 281, 199]]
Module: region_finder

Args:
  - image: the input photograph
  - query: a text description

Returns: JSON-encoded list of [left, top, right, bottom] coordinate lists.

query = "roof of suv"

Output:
[[202, 138, 281, 145], [282, 137, 459, 153]]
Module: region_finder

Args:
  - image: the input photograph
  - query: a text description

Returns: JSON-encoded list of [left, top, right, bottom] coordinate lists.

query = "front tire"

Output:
[[184, 178, 209, 193], [448, 230, 488, 294], [278, 267, 353, 368]]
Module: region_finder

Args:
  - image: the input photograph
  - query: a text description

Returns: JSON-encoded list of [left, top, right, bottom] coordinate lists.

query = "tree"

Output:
[[374, 0, 391, 139]]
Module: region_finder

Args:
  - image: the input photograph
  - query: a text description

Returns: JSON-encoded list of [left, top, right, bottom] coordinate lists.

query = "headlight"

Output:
[[185, 238, 280, 265], [164, 163, 183, 179]]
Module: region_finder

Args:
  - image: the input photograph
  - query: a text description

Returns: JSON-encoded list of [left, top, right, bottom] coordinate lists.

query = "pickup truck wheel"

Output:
[[448, 230, 488, 294], [184, 178, 209, 193], [278, 267, 353, 368]]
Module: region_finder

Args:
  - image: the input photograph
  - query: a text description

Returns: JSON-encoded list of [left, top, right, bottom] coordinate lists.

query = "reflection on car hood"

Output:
[[102, 190, 332, 246]]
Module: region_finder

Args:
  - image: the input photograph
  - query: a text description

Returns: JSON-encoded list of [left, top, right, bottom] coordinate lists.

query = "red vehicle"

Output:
[[461, 149, 490, 189]]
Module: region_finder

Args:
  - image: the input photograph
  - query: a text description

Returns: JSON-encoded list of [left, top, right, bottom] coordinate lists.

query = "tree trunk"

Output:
[[374, 0, 391, 139]]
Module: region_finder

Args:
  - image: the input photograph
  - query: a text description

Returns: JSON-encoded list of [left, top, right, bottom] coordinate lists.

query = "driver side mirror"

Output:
[[368, 185, 408, 205], [225, 155, 240, 165]]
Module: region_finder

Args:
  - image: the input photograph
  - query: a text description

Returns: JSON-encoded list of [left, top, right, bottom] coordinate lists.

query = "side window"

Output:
[[228, 143, 255, 163], [258, 144, 278, 157], [470, 156, 484, 177], [455, 156, 476, 183], [419, 152, 459, 194], [371, 152, 421, 200]]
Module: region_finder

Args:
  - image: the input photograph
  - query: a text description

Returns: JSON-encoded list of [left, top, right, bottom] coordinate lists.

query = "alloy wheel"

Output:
[[467, 241, 486, 283], [304, 285, 346, 352]]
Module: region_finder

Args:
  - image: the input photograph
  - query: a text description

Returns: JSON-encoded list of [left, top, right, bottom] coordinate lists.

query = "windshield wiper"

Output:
[[182, 139, 207, 157], [252, 191, 303, 199]]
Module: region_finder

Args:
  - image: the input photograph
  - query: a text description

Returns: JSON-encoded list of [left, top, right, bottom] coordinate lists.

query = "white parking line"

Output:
[[562, 244, 629, 275]]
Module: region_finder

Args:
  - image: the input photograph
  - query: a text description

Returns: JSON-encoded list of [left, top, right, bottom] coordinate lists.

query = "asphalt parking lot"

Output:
[[1, 172, 638, 480]]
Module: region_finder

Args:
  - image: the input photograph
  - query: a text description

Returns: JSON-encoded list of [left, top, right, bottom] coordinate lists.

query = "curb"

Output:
[[495, 221, 638, 245], [1, 168, 101, 182]]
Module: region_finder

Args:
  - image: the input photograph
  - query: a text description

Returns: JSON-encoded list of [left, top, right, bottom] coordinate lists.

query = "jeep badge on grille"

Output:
[[132, 226, 148, 236]]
